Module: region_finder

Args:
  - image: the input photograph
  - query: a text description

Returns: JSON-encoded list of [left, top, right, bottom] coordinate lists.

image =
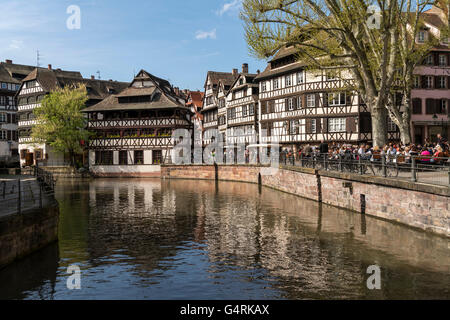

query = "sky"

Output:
[[0, 0, 266, 91]]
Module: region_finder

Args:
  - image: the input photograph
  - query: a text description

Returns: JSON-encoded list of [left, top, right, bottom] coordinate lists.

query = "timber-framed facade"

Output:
[[255, 47, 400, 150], [83, 70, 192, 177]]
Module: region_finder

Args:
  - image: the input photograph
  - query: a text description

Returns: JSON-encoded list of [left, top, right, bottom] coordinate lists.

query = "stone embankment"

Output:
[[161, 164, 450, 237]]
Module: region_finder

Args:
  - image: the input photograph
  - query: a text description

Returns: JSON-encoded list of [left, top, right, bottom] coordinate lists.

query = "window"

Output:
[[289, 120, 297, 134], [0, 114, 6, 123], [311, 119, 316, 133], [418, 31, 426, 43], [437, 99, 447, 114], [242, 105, 248, 117], [439, 55, 447, 66], [413, 76, 420, 88], [297, 96, 302, 109], [437, 76, 446, 89], [119, 151, 128, 165], [0, 131, 6, 140], [152, 150, 162, 164], [1, 83, 6, 89], [134, 150, 144, 164], [95, 151, 113, 165], [326, 72, 338, 81], [297, 71, 304, 84], [425, 55, 433, 65], [387, 118, 397, 132], [273, 78, 279, 90], [287, 98, 294, 111], [412, 99, 422, 114], [306, 94, 315, 107], [426, 76, 433, 89], [261, 82, 267, 92], [285, 75, 292, 87], [328, 92, 346, 106], [247, 104, 253, 116], [328, 118, 346, 132]]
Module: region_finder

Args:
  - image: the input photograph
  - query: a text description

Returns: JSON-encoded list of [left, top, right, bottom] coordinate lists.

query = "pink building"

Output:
[[411, 6, 450, 144]]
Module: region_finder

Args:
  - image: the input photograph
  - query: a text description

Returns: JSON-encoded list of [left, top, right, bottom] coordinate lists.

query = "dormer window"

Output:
[[108, 88, 115, 94], [418, 31, 426, 43]]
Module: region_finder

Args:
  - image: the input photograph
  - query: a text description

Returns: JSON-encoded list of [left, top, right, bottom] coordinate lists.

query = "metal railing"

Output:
[[280, 152, 450, 187], [0, 167, 57, 217]]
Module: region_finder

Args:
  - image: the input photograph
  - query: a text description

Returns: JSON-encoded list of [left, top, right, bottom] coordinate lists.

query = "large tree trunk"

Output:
[[399, 125, 412, 145], [371, 107, 388, 147]]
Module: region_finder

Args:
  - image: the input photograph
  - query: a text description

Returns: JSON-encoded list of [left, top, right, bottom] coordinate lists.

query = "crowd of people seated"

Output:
[[283, 133, 449, 166]]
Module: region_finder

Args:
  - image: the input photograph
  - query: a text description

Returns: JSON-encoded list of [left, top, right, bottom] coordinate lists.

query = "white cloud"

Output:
[[195, 29, 217, 40], [216, 0, 242, 16], [8, 40, 24, 50]]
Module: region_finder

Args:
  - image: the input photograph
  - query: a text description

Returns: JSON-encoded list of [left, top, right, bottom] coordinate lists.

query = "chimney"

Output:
[[174, 87, 180, 95], [91, 75, 95, 80], [48, 64, 52, 70], [5, 59, 12, 64], [232, 68, 238, 76], [242, 63, 249, 74]]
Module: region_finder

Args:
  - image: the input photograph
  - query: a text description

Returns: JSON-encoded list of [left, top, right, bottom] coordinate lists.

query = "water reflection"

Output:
[[1, 178, 449, 300]]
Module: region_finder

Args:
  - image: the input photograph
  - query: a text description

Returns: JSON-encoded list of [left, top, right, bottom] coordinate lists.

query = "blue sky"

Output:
[[0, 0, 266, 90]]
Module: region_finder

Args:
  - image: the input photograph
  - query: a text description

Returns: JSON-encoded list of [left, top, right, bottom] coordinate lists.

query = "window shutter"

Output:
[[302, 94, 306, 108], [412, 98, 422, 114], [435, 76, 440, 88], [346, 117, 356, 132], [322, 118, 328, 133], [323, 93, 328, 107], [285, 99, 289, 111], [305, 119, 312, 133], [7, 114, 11, 123], [293, 97, 297, 109], [316, 118, 322, 132], [425, 99, 435, 114], [296, 120, 300, 134], [346, 92, 352, 105], [7, 130, 11, 140], [315, 93, 320, 107]]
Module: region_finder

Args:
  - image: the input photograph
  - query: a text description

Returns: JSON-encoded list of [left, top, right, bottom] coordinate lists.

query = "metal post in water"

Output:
[[382, 156, 387, 177], [411, 157, 417, 182], [17, 179, 21, 214]]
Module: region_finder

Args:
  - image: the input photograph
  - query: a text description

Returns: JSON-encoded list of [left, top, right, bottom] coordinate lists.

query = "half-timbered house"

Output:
[[17, 64, 128, 167], [186, 90, 204, 146], [201, 70, 238, 146], [83, 70, 192, 177], [255, 47, 401, 151], [225, 63, 259, 147], [0, 60, 37, 160]]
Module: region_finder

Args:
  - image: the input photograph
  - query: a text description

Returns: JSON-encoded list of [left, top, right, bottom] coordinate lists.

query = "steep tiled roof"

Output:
[[187, 91, 204, 108], [82, 70, 188, 112]]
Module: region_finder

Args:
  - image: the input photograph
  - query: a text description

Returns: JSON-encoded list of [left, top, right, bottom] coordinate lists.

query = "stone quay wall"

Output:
[[161, 164, 449, 237], [0, 204, 59, 270]]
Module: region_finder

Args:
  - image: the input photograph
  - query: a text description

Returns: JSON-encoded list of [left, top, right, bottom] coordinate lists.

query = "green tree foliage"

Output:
[[31, 84, 90, 166], [242, 0, 449, 145]]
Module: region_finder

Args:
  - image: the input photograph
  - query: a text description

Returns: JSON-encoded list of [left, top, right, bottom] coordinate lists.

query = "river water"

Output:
[[0, 178, 449, 300]]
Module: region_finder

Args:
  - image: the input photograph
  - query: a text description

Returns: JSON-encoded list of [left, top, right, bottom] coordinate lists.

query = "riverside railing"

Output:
[[0, 168, 57, 217], [280, 152, 450, 187]]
